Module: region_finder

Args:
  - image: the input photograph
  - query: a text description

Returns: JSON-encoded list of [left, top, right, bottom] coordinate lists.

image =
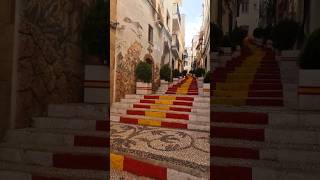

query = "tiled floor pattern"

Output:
[[110, 76, 210, 179]]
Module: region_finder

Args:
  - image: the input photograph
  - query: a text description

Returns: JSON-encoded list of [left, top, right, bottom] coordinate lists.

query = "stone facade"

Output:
[[15, 0, 95, 128], [113, 0, 174, 102]]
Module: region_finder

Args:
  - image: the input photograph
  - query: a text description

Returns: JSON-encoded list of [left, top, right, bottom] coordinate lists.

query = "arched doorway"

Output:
[[144, 54, 155, 92]]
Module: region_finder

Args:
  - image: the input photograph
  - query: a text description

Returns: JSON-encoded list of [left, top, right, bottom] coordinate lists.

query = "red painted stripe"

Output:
[[248, 91, 283, 97], [133, 104, 151, 109], [211, 165, 252, 180], [140, 99, 155, 104], [173, 101, 193, 106], [176, 97, 194, 101], [123, 157, 167, 180], [127, 110, 145, 115], [299, 86, 320, 88], [144, 95, 159, 99], [246, 99, 283, 106], [211, 127, 265, 141], [32, 176, 63, 180], [74, 136, 108, 147], [53, 153, 108, 170], [211, 145, 259, 159], [211, 112, 268, 124], [96, 120, 109, 131], [298, 92, 320, 95], [120, 117, 139, 124], [170, 107, 191, 112], [161, 122, 188, 129], [166, 113, 189, 120]]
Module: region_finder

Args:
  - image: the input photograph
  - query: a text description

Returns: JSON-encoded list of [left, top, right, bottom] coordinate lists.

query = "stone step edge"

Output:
[[113, 108, 210, 117], [0, 161, 108, 180], [111, 114, 210, 132], [113, 102, 210, 109], [111, 113, 209, 124], [110, 151, 209, 180], [125, 94, 210, 100], [211, 121, 320, 133], [5, 128, 108, 139], [0, 142, 108, 155], [211, 156, 320, 173], [210, 137, 320, 152]]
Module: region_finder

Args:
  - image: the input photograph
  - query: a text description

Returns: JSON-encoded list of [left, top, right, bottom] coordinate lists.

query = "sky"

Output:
[[180, 0, 204, 48]]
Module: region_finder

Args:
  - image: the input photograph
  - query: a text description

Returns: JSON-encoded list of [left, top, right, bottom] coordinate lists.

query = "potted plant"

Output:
[[181, 70, 188, 77], [298, 28, 320, 110], [218, 35, 233, 67], [203, 71, 211, 96], [159, 63, 171, 92], [82, 1, 108, 103], [172, 69, 180, 84], [211, 23, 223, 70], [272, 19, 303, 84], [194, 68, 205, 88], [136, 61, 152, 95], [230, 27, 247, 57], [253, 27, 264, 46]]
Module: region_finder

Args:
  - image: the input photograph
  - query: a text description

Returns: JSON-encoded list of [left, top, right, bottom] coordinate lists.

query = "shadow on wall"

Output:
[[15, 0, 96, 128]]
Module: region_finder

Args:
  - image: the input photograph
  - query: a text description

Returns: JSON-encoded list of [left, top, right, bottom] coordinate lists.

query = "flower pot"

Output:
[[136, 82, 152, 95], [298, 69, 320, 110], [197, 77, 204, 88], [279, 50, 300, 84], [157, 80, 169, 93], [173, 78, 179, 84], [84, 65, 108, 104], [210, 52, 219, 71], [203, 83, 210, 96]]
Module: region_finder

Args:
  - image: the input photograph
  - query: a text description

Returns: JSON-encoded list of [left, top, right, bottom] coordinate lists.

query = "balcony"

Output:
[[172, 4, 181, 31], [171, 34, 180, 57]]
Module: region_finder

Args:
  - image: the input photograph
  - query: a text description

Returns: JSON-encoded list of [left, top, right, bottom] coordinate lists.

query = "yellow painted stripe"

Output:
[[110, 153, 124, 170], [155, 100, 172, 105], [299, 87, 320, 93], [145, 111, 166, 118], [150, 105, 170, 110], [138, 119, 161, 126], [159, 96, 176, 100]]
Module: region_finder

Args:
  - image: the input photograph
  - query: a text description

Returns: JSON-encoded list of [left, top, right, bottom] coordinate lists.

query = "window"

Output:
[[148, 25, 153, 44], [242, 2, 249, 14]]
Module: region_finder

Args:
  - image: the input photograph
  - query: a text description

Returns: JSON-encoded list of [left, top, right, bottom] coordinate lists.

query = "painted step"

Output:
[[0, 143, 108, 171], [211, 123, 320, 145], [0, 162, 108, 180], [110, 114, 209, 131], [212, 83, 283, 90], [110, 122, 210, 179], [4, 128, 109, 148], [212, 90, 283, 98], [211, 111, 268, 125], [121, 98, 209, 108], [210, 157, 320, 180], [32, 117, 109, 131], [211, 97, 283, 106], [211, 162, 320, 180], [165, 92, 199, 95], [124, 109, 209, 121], [48, 103, 108, 119], [112, 102, 210, 114], [211, 138, 320, 163], [124, 94, 209, 102], [110, 153, 207, 180]]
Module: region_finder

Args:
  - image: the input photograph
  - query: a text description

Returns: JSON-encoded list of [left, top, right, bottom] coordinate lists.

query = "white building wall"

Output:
[[237, 0, 260, 35]]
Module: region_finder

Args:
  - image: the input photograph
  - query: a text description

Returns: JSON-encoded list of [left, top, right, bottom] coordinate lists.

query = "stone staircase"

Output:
[[211, 43, 320, 179], [110, 76, 210, 179], [0, 103, 109, 180]]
